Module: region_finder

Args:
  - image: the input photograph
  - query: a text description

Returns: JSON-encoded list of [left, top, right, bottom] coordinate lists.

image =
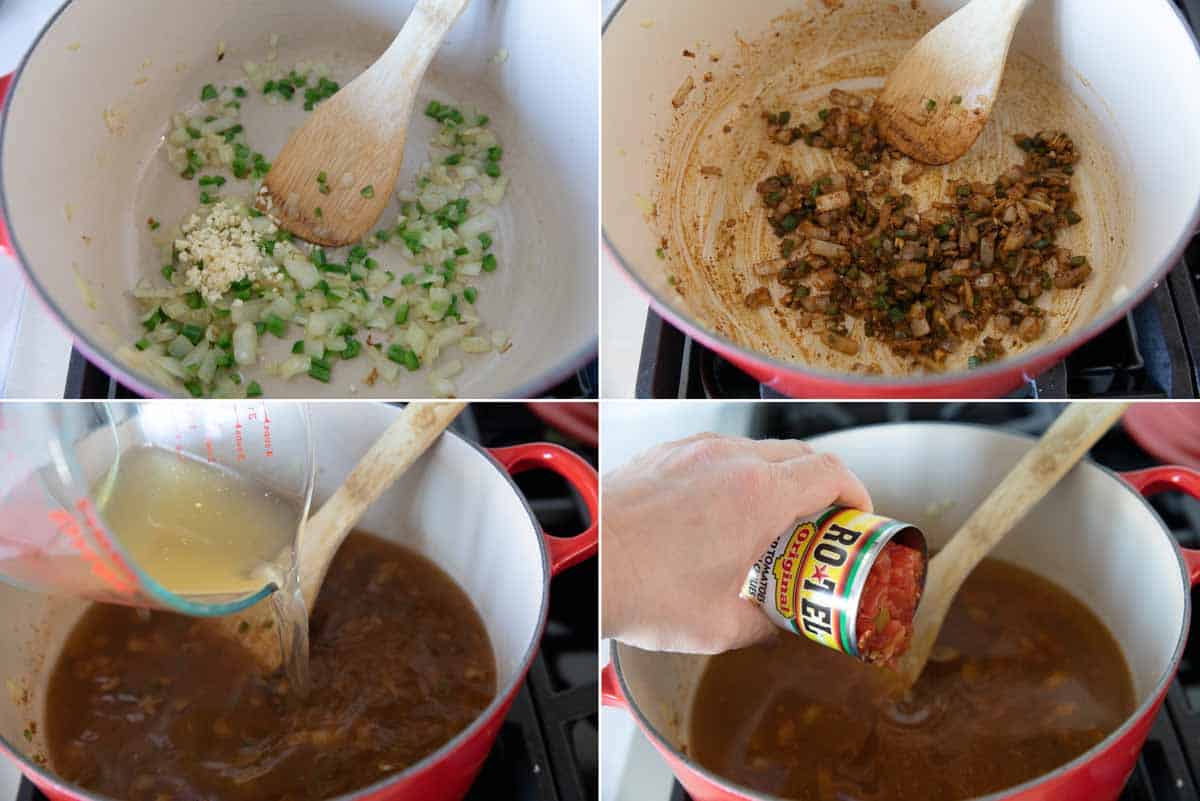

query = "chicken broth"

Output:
[[97, 445, 300, 598], [689, 558, 1135, 801], [46, 531, 497, 801]]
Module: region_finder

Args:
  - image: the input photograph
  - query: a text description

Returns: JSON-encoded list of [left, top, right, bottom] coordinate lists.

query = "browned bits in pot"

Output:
[[700, 165, 724, 177], [822, 331, 860, 355], [672, 76, 695, 108], [1018, 315, 1045, 342], [828, 88, 862, 109], [1054, 258, 1092, 288], [744, 287, 773, 309], [754, 90, 1091, 370]]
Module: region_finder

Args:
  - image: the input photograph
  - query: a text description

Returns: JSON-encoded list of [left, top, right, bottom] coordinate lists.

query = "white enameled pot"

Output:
[[0, 402, 599, 801], [0, 0, 597, 398], [603, 0, 1200, 397]]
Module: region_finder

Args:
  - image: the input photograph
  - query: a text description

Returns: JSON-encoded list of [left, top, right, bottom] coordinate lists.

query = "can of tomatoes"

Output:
[[739, 506, 927, 667]]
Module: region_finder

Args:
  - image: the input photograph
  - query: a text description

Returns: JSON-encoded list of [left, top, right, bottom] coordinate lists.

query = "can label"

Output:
[[740, 506, 921, 659]]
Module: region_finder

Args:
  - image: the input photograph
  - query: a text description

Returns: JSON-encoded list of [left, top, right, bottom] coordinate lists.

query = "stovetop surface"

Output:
[[636, 0, 1200, 402], [17, 403, 598, 801], [668, 402, 1200, 801]]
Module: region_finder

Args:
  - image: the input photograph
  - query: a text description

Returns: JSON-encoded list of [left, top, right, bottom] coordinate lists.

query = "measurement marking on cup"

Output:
[[261, 404, 274, 457], [77, 499, 142, 595], [48, 504, 137, 596]]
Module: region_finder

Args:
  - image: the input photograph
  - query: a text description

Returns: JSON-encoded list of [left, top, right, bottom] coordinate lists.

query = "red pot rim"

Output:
[[610, 422, 1195, 801], [600, 0, 1200, 396], [0, 429, 563, 801], [0, 0, 597, 401]]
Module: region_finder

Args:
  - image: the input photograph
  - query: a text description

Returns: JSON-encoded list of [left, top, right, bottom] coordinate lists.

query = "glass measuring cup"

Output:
[[0, 401, 315, 616]]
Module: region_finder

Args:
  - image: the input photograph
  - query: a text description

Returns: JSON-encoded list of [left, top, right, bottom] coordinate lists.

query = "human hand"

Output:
[[601, 434, 871, 654]]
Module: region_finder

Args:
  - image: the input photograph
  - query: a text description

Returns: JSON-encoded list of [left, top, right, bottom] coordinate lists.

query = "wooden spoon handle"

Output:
[[366, 0, 472, 117], [297, 401, 466, 608], [893, 401, 1129, 686]]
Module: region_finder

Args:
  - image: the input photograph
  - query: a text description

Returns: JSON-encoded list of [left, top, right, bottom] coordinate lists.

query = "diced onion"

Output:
[[233, 321, 257, 365]]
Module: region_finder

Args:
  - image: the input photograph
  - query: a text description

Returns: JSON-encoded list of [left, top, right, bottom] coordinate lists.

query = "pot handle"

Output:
[[490, 443, 598, 577], [0, 73, 11, 258], [1121, 466, 1200, 586], [601, 663, 628, 709]]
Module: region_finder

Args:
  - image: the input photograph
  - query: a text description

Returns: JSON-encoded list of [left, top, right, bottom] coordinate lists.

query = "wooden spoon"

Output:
[[891, 401, 1129, 687], [873, 0, 1035, 165], [257, 0, 471, 246], [222, 401, 467, 670]]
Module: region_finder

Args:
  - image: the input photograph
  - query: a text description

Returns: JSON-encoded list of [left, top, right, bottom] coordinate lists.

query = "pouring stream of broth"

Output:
[[216, 401, 467, 678], [892, 401, 1129, 687]]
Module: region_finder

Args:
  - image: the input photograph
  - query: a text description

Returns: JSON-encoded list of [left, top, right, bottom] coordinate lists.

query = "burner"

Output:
[[15, 404, 597, 801]]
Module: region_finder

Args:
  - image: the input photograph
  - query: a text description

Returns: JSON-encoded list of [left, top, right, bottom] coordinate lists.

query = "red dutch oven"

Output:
[[602, 0, 1200, 398], [0, 402, 597, 801], [603, 422, 1200, 801]]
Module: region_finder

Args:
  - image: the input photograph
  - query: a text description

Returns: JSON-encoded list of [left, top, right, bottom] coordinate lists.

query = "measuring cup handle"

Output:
[[0, 73, 12, 258], [1121, 467, 1200, 586], [490, 443, 598, 577]]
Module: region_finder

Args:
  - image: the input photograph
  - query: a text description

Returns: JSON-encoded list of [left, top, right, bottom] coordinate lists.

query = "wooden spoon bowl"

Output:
[[259, 0, 471, 246], [874, 0, 1036, 164]]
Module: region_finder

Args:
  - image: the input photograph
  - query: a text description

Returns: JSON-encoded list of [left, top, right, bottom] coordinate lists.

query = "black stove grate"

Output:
[[17, 404, 598, 801], [636, 0, 1200, 401], [666, 402, 1200, 801]]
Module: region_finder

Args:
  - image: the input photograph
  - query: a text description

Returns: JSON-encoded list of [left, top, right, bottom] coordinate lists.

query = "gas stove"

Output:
[[634, 0, 1200, 401], [653, 402, 1200, 801], [15, 402, 599, 801]]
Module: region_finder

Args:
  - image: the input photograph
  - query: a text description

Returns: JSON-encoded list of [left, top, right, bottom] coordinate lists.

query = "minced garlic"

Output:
[[175, 201, 276, 303]]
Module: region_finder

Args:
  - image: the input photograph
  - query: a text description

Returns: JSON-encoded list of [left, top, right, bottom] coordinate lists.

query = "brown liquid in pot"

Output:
[[45, 532, 497, 801], [689, 558, 1135, 801]]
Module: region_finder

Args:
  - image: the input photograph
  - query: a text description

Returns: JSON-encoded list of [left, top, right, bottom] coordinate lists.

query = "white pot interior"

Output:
[[0, 402, 548, 778], [617, 423, 1189, 763], [2, 0, 597, 398], [602, 0, 1200, 379]]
